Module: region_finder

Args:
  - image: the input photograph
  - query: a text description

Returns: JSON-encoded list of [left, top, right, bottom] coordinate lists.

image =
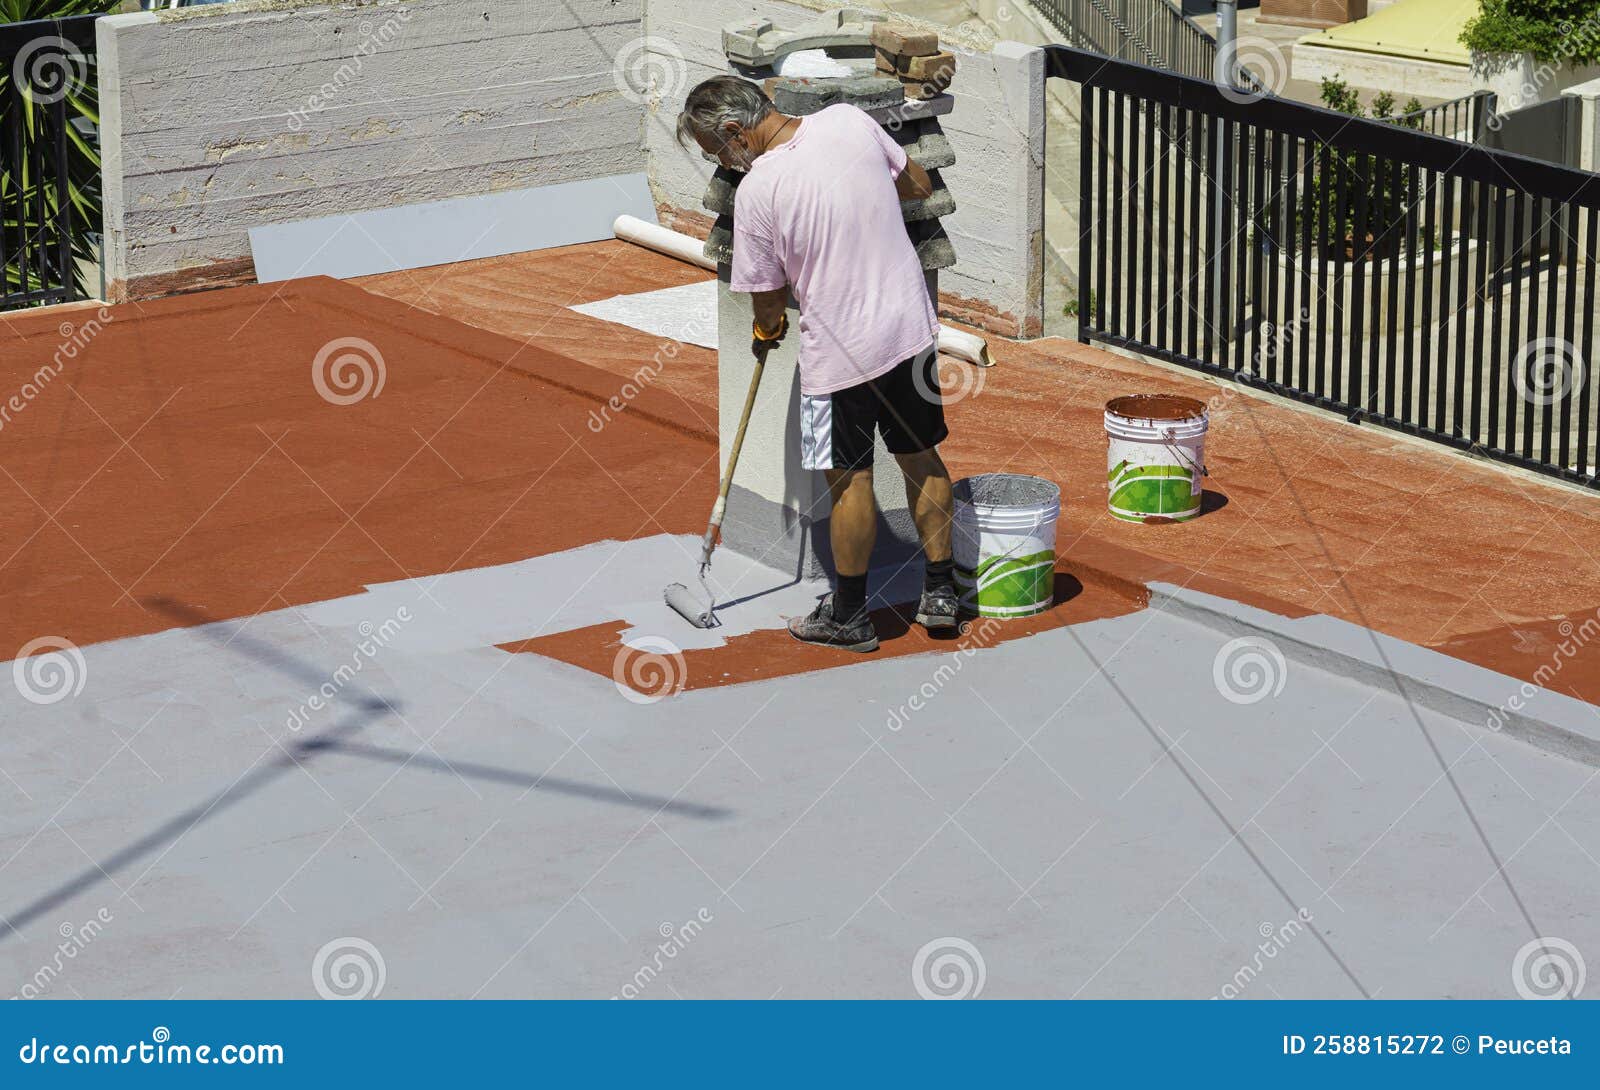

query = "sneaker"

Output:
[[915, 583, 961, 631], [787, 594, 879, 653]]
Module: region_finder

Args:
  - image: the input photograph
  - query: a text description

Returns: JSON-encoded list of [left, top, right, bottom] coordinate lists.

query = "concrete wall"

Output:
[[1565, 77, 1600, 173], [97, 0, 646, 301], [1471, 51, 1600, 114], [642, 0, 1045, 337], [1292, 44, 1474, 99]]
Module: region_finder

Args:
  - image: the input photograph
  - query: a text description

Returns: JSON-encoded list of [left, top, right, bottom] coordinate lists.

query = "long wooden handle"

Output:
[[698, 346, 768, 564]]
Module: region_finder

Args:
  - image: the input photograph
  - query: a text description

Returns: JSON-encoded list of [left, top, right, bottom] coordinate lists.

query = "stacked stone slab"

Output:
[[704, 32, 959, 278], [702, 13, 961, 579]]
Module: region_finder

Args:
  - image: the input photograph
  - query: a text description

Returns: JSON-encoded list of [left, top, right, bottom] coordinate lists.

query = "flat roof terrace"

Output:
[[1, 244, 1597, 999]]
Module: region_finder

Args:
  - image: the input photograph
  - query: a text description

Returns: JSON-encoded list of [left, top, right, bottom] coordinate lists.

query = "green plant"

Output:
[[1275, 79, 1429, 260], [1, 1, 124, 305], [1460, 0, 1600, 66]]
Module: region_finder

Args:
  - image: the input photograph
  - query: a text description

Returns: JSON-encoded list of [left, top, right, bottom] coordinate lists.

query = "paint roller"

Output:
[[663, 316, 781, 629]]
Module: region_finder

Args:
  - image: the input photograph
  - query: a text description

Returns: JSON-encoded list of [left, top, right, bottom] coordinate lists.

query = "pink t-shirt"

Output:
[[729, 103, 939, 396]]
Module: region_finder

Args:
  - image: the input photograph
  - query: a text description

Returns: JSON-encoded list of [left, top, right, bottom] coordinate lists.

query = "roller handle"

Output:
[[699, 344, 770, 569]]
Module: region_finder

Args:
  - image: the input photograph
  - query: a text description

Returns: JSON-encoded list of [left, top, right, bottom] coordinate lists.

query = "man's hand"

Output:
[[750, 287, 789, 359], [751, 312, 788, 360]]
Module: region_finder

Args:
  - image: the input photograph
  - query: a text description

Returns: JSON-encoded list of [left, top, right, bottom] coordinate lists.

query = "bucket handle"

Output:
[[1161, 426, 1208, 478]]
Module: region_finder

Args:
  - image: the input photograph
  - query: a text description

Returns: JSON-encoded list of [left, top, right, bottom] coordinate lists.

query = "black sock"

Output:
[[834, 573, 868, 618], [924, 558, 955, 593]]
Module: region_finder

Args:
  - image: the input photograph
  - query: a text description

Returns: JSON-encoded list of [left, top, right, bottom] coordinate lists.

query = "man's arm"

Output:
[[894, 156, 934, 201], [751, 287, 788, 339]]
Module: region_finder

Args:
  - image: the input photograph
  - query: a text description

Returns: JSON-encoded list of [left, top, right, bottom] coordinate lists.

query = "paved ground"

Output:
[[3, 532, 1598, 999], [2, 250, 1597, 1000]]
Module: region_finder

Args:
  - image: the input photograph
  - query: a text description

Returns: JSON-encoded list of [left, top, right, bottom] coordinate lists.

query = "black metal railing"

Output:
[[2, 16, 101, 310], [1050, 46, 1600, 489], [1033, 0, 1238, 86], [1392, 89, 1497, 144]]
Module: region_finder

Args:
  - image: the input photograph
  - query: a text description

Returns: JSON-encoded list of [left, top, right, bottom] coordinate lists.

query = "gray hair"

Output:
[[675, 76, 773, 149]]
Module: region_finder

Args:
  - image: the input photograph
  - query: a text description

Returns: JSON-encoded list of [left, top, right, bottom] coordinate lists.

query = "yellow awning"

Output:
[[1298, 0, 1476, 66]]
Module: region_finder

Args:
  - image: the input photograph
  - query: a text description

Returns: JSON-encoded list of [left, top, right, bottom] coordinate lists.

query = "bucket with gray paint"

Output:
[[952, 474, 1061, 619]]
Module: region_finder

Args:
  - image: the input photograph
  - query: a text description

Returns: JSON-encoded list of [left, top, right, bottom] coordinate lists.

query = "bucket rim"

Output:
[[952, 472, 1061, 510], [1104, 393, 1209, 425]]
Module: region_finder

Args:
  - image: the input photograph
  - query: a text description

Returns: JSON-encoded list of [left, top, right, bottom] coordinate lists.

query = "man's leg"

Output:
[[825, 466, 878, 590], [894, 447, 953, 564], [879, 349, 959, 630], [787, 386, 880, 651]]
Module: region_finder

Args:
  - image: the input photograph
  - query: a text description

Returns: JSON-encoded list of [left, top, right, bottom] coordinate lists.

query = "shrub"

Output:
[[1460, 0, 1600, 66]]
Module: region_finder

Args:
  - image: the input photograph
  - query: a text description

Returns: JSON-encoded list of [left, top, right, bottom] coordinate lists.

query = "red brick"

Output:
[[903, 50, 955, 82], [870, 23, 939, 57]]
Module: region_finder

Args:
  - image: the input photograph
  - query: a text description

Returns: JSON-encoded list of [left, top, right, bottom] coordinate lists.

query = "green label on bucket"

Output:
[[1108, 461, 1199, 522], [955, 550, 1055, 618]]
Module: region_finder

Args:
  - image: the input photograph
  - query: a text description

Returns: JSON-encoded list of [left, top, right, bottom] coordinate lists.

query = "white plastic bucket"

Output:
[[1104, 395, 1209, 524], [952, 474, 1061, 618]]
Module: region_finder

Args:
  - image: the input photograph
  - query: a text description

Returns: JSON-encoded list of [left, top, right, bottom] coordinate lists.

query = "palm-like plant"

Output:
[[1, 1, 125, 307]]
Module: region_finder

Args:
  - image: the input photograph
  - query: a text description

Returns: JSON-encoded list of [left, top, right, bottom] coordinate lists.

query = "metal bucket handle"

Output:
[[1160, 425, 1208, 478]]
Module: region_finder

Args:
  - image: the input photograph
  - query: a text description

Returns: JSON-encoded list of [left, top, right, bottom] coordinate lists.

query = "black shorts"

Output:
[[799, 346, 947, 471]]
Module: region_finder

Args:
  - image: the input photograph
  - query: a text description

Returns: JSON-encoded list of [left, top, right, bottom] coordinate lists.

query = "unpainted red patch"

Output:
[[500, 570, 1146, 694]]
